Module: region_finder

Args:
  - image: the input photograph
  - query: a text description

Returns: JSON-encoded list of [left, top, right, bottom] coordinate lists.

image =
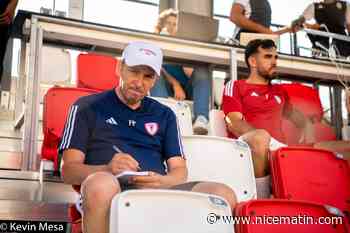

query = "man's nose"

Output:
[[133, 74, 144, 87]]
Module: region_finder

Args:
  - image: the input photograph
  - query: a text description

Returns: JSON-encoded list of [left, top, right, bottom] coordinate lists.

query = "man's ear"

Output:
[[248, 55, 257, 69], [118, 59, 124, 75]]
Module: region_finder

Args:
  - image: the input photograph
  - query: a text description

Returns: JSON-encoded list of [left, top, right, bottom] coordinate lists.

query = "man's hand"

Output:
[[182, 67, 194, 78], [299, 120, 315, 144], [173, 83, 186, 101], [131, 171, 168, 189], [107, 153, 140, 175], [0, 4, 16, 25]]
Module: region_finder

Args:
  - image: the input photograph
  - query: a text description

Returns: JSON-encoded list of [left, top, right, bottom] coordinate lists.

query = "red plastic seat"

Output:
[[270, 147, 350, 219], [281, 83, 323, 122], [281, 83, 336, 144], [314, 121, 337, 142], [235, 199, 349, 233], [281, 118, 301, 145], [41, 87, 98, 170], [77, 53, 120, 91]]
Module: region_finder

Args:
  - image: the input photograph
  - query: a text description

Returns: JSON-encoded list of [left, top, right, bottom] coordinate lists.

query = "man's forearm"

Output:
[[226, 117, 256, 137], [303, 120, 315, 144], [62, 163, 108, 185], [162, 69, 181, 88], [7, 0, 18, 10], [231, 15, 272, 34], [162, 166, 187, 188]]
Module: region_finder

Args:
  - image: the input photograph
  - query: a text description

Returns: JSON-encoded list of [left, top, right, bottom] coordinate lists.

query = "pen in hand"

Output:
[[112, 145, 141, 171]]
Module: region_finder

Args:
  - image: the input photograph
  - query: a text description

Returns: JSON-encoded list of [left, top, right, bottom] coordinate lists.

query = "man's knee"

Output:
[[191, 182, 237, 210], [251, 129, 270, 146], [81, 172, 121, 207], [244, 129, 270, 154]]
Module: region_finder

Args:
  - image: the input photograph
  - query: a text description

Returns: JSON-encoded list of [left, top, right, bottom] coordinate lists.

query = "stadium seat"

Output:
[[209, 109, 228, 137], [41, 46, 72, 85], [213, 76, 226, 107], [182, 135, 257, 202], [281, 83, 323, 121], [342, 125, 350, 140], [281, 118, 301, 145], [313, 121, 337, 141], [281, 83, 336, 144], [77, 53, 120, 91], [110, 189, 234, 233], [270, 147, 350, 219], [235, 199, 349, 233], [151, 97, 193, 136], [41, 87, 98, 171]]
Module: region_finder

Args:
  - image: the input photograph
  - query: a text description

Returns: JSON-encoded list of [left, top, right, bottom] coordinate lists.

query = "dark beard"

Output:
[[258, 69, 277, 81]]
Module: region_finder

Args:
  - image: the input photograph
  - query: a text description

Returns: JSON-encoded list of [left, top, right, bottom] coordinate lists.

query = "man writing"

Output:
[[60, 41, 237, 233]]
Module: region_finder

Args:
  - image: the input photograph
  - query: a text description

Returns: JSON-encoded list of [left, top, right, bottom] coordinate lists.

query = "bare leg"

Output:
[[81, 172, 121, 233], [240, 129, 271, 177]]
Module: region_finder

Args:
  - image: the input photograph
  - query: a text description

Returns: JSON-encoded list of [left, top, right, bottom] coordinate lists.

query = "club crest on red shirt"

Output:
[[145, 122, 159, 136]]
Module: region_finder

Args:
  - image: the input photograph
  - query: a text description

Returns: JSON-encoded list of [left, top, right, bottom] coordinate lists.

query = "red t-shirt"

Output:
[[222, 80, 292, 143]]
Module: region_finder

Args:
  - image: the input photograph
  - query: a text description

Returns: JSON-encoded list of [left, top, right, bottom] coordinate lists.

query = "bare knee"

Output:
[[250, 129, 270, 151], [81, 172, 121, 210], [191, 182, 237, 210]]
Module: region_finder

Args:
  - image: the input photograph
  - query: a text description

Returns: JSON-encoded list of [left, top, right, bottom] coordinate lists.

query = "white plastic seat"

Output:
[[182, 135, 257, 202], [41, 46, 72, 85], [151, 97, 193, 136], [209, 109, 228, 137], [110, 189, 234, 233], [213, 77, 226, 107], [342, 125, 350, 140]]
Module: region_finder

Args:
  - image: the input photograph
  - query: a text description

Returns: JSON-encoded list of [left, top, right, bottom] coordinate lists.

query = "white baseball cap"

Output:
[[122, 41, 163, 76]]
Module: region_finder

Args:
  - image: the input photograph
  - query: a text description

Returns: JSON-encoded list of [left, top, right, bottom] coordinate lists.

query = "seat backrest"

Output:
[[213, 77, 226, 107], [281, 118, 301, 145], [281, 83, 323, 122], [235, 199, 349, 233], [343, 125, 350, 140], [110, 190, 234, 233], [77, 53, 119, 91], [41, 87, 98, 169], [41, 46, 71, 85], [313, 121, 337, 141], [151, 97, 193, 136], [270, 147, 350, 217], [209, 109, 228, 137], [282, 119, 337, 145], [182, 135, 257, 202]]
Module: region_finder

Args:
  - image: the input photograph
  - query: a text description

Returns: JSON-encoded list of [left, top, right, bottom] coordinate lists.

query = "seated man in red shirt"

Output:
[[222, 39, 315, 178]]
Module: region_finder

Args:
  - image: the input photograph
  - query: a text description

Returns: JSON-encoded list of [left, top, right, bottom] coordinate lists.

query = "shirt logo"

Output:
[[129, 120, 137, 127], [251, 91, 259, 97], [274, 95, 282, 104], [144, 122, 159, 136], [106, 117, 118, 126]]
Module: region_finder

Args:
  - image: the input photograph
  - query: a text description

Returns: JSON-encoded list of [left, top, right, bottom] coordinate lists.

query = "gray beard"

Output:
[[120, 87, 140, 105]]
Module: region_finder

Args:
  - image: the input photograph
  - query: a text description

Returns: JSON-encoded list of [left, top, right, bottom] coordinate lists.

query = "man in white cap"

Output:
[[59, 41, 237, 233]]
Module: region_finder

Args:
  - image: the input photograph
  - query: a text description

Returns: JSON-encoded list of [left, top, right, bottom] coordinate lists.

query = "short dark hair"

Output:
[[244, 39, 277, 70]]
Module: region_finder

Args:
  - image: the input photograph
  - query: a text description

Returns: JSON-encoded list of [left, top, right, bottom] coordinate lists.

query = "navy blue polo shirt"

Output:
[[58, 89, 184, 175]]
